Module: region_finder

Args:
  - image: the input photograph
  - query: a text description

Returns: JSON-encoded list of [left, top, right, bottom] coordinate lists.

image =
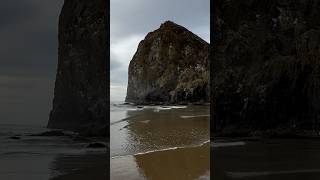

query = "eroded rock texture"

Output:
[[48, 0, 107, 136], [213, 0, 320, 136], [126, 21, 209, 104]]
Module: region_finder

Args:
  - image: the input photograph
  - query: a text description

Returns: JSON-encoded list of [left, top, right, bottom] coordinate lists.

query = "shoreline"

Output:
[[111, 140, 210, 159], [110, 105, 210, 180], [111, 142, 210, 180], [49, 153, 107, 180], [121, 102, 210, 106]]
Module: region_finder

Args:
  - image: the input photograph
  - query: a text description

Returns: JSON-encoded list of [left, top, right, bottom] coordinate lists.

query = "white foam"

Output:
[[111, 139, 210, 159], [169, 106, 187, 109], [145, 105, 188, 110], [200, 140, 210, 146], [139, 120, 150, 124], [180, 115, 210, 118]]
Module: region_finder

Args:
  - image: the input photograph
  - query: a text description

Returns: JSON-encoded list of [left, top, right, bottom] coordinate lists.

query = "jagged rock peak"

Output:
[[160, 20, 186, 29], [125, 21, 209, 105]]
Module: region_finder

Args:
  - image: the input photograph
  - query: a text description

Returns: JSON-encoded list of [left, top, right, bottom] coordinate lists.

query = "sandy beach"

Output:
[[110, 104, 210, 179], [111, 142, 209, 180]]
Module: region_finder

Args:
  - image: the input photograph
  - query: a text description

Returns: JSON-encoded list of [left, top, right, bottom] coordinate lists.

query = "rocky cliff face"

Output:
[[213, 0, 320, 137], [48, 0, 107, 136], [126, 21, 209, 104]]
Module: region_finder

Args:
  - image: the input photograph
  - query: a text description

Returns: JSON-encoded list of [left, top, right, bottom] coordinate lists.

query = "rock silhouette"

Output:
[[48, 0, 107, 136]]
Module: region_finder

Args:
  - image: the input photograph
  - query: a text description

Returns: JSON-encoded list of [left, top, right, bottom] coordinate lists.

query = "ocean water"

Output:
[[0, 124, 107, 180], [110, 102, 210, 180]]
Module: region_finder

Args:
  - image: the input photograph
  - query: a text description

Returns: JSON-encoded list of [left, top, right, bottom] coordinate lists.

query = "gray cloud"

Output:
[[110, 0, 210, 101], [111, 0, 210, 43], [0, 0, 64, 125], [0, 0, 63, 77]]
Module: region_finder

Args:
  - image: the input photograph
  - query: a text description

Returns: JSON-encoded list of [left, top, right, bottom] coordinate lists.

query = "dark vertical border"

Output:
[[106, 0, 111, 178], [210, 0, 214, 179], [211, 0, 221, 179]]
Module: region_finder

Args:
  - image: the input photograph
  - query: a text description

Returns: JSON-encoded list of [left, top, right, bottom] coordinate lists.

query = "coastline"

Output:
[[121, 101, 210, 106], [49, 153, 107, 180], [111, 142, 210, 180], [110, 103, 210, 179], [0, 124, 107, 180]]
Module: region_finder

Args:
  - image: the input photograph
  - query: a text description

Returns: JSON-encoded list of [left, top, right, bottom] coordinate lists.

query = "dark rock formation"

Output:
[[31, 130, 72, 137], [9, 136, 21, 140], [86, 142, 107, 148], [213, 0, 320, 137], [48, 0, 107, 135], [126, 21, 209, 104]]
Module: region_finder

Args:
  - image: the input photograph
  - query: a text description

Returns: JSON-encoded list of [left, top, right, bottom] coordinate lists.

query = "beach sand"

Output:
[[110, 104, 210, 180], [111, 142, 210, 180], [50, 153, 108, 180]]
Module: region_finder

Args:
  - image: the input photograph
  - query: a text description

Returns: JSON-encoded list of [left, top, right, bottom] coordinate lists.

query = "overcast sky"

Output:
[[110, 0, 210, 102], [0, 1, 63, 126], [0, 0, 210, 125]]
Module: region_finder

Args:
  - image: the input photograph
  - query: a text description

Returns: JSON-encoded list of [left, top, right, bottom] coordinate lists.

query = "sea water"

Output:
[[0, 124, 107, 180], [110, 102, 210, 180]]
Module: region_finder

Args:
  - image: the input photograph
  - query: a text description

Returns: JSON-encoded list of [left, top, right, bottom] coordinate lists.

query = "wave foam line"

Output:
[[180, 115, 210, 118], [111, 139, 210, 159], [110, 115, 137, 125], [143, 105, 187, 110]]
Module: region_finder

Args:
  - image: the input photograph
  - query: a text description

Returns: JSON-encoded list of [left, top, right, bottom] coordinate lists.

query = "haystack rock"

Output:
[[48, 0, 107, 136], [125, 21, 209, 105], [213, 0, 320, 137]]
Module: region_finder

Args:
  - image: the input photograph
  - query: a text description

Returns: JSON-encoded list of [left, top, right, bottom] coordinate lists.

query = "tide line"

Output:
[[180, 115, 210, 119], [111, 139, 210, 159]]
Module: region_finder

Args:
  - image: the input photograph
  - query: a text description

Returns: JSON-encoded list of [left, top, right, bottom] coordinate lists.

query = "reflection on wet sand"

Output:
[[110, 105, 210, 179], [135, 142, 210, 180], [111, 105, 210, 156], [111, 143, 210, 180]]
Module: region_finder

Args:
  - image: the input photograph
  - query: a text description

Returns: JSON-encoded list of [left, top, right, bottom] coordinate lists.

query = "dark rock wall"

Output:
[[213, 0, 320, 136], [48, 0, 107, 134], [126, 21, 209, 104]]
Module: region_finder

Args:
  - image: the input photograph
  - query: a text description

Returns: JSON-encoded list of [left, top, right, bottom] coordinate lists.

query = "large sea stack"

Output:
[[48, 0, 107, 136], [213, 0, 320, 137], [126, 21, 209, 104]]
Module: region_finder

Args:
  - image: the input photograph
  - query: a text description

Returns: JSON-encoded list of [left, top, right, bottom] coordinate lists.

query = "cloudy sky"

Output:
[[110, 0, 210, 102], [0, 1, 63, 125]]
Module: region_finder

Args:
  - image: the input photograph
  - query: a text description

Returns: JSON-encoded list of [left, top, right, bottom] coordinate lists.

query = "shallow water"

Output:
[[0, 124, 107, 180], [111, 143, 210, 180], [212, 138, 320, 180], [110, 104, 210, 179]]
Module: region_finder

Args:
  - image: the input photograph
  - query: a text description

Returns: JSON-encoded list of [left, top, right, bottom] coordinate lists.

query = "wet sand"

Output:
[[111, 142, 210, 180], [50, 153, 107, 180], [212, 138, 320, 180], [110, 105, 210, 179]]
